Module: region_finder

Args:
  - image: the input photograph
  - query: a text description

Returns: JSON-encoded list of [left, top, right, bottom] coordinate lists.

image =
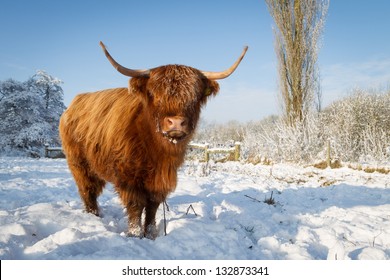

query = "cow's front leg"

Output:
[[117, 183, 147, 238], [144, 199, 160, 239], [126, 201, 144, 237]]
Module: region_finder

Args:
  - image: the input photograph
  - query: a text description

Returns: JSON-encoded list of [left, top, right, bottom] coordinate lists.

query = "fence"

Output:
[[44, 142, 241, 162], [188, 142, 241, 162], [44, 144, 65, 158]]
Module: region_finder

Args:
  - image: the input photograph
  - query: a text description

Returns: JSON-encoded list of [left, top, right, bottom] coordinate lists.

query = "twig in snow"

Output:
[[163, 200, 167, 236], [186, 204, 198, 216], [164, 200, 170, 212], [342, 234, 356, 246], [244, 194, 262, 203], [245, 192, 277, 206], [264, 191, 276, 205], [372, 230, 383, 247]]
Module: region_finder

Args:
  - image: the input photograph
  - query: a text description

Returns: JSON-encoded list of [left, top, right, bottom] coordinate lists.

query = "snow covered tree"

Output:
[[0, 71, 65, 156], [321, 88, 390, 162], [243, 113, 325, 164], [26, 70, 66, 129], [0, 79, 27, 138]]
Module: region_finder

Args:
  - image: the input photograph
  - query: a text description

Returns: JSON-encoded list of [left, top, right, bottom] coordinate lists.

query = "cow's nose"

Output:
[[163, 116, 188, 132]]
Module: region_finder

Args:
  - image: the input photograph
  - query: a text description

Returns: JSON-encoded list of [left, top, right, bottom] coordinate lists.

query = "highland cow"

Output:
[[59, 42, 248, 239]]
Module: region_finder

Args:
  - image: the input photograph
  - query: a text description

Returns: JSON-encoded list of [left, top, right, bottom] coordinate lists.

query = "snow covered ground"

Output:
[[0, 157, 389, 260]]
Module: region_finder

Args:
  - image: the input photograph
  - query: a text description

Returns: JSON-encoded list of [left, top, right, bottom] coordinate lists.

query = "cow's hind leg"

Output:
[[68, 160, 105, 216]]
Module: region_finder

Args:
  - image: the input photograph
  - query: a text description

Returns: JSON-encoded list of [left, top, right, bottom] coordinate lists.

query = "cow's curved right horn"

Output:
[[201, 46, 248, 80], [99, 41, 150, 78]]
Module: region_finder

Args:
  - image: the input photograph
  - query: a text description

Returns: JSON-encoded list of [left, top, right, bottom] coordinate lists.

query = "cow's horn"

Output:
[[201, 46, 248, 80], [99, 41, 150, 78]]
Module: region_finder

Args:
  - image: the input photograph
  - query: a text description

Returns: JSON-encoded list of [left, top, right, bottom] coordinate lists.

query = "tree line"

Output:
[[194, 87, 390, 165]]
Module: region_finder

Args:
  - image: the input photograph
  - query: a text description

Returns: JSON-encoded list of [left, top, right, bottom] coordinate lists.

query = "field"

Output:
[[0, 157, 389, 260]]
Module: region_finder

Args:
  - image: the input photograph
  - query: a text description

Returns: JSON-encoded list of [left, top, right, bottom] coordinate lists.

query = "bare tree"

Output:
[[265, 0, 329, 125]]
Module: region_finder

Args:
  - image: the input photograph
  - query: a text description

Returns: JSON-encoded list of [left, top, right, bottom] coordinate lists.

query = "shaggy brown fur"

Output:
[[59, 65, 219, 238]]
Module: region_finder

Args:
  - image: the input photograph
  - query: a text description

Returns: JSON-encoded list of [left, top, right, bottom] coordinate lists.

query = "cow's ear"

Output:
[[128, 77, 148, 96], [204, 80, 220, 98]]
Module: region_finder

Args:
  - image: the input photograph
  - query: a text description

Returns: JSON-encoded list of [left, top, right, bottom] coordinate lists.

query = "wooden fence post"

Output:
[[326, 139, 331, 167], [234, 142, 241, 161], [204, 144, 209, 162], [44, 144, 49, 158]]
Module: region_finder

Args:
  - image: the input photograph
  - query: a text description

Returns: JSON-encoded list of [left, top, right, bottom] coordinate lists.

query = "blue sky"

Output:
[[1, 0, 389, 123]]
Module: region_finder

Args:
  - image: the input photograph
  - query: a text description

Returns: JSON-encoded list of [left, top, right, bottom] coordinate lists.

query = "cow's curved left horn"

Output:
[[201, 46, 248, 80], [99, 41, 150, 78]]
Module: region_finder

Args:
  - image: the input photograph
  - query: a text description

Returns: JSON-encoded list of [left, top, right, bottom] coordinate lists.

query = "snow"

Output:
[[0, 157, 389, 260]]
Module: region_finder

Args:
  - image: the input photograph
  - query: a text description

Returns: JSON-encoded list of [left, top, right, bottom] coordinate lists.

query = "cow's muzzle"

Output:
[[162, 116, 189, 144]]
